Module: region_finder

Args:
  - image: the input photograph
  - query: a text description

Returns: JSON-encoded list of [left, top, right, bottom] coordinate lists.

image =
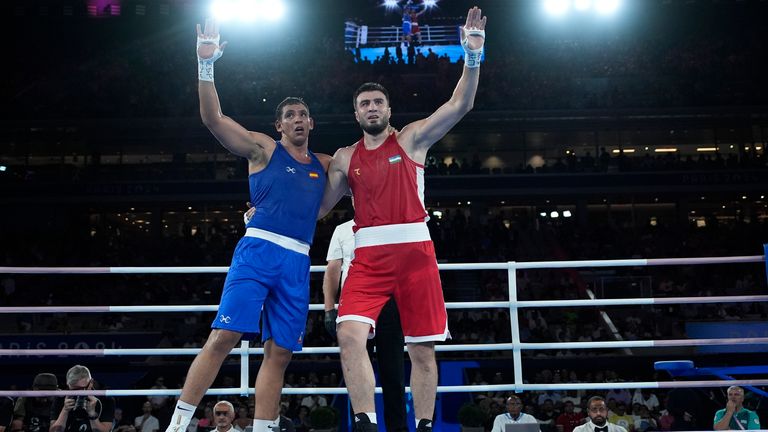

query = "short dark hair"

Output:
[[275, 97, 309, 121], [352, 82, 390, 109], [587, 396, 606, 407]]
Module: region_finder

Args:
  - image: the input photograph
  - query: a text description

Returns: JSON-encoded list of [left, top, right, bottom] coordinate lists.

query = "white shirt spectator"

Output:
[[573, 421, 628, 432], [325, 220, 355, 286], [631, 390, 659, 412], [134, 414, 160, 432], [491, 412, 540, 432], [300, 395, 328, 411]]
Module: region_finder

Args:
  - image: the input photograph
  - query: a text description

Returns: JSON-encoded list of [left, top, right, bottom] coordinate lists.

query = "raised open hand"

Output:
[[196, 18, 227, 60], [460, 6, 487, 51]]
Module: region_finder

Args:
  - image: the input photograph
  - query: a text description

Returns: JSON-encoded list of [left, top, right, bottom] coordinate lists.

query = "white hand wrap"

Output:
[[197, 34, 224, 82], [461, 27, 485, 68], [243, 210, 251, 226]]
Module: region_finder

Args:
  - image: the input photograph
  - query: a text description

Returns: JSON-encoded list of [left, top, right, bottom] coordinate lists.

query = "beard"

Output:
[[591, 416, 606, 426], [359, 118, 389, 135]]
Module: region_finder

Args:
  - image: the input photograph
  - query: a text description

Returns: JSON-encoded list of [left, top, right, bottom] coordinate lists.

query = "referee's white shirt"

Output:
[[325, 220, 355, 286], [572, 421, 628, 432]]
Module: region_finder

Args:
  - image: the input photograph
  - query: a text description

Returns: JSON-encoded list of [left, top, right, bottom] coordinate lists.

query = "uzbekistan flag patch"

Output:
[[388, 155, 402, 164]]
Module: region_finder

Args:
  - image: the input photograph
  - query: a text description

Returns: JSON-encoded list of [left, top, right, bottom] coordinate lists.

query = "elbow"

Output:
[[200, 114, 219, 128], [317, 206, 330, 220]]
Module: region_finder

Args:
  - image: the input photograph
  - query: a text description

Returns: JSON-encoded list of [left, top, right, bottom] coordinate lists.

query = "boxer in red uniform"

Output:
[[318, 7, 487, 432]]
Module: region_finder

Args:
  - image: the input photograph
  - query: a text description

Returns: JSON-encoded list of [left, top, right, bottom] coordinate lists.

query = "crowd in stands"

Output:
[[460, 370, 763, 431], [9, 368, 763, 432]]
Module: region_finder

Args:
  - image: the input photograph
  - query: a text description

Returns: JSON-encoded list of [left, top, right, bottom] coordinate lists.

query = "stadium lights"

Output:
[[594, 0, 621, 15], [0, 165, 6, 172], [696, 147, 718, 152], [543, 0, 570, 16], [383, 0, 399, 10], [574, 0, 591, 11], [542, 0, 621, 17], [563, 210, 573, 218], [211, 0, 286, 23]]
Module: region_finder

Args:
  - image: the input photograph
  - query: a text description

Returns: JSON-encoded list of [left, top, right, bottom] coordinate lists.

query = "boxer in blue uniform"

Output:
[[165, 19, 330, 432]]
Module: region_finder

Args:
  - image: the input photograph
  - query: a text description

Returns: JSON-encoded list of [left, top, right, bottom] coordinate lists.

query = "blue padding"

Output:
[[654, 360, 694, 373]]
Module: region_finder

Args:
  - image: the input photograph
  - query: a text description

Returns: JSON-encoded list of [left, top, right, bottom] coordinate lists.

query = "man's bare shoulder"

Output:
[[332, 144, 358, 161], [315, 153, 332, 172], [337, 143, 358, 155]]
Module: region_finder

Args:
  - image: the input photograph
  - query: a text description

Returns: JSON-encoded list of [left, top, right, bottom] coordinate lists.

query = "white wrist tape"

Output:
[[461, 27, 485, 68], [197, 35, 224, 82]]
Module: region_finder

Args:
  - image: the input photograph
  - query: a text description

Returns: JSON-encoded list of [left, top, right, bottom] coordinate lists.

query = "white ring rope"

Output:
[[2, 295, 767, 314], [1, 255, 765, 399], [0, 254, 762, 274], [2, 337, 767, 358]]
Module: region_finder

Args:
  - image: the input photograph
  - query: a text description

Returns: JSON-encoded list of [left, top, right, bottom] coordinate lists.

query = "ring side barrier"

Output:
[[1, 255, 765, 400]]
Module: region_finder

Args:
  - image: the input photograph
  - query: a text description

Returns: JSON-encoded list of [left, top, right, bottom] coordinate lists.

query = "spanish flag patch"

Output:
[[309, 172, 320, 179]]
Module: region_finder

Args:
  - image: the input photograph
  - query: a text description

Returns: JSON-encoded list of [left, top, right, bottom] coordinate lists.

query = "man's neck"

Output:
[[281, 139, 310, 160], [216, 425, 233, 432], [363, 127, 392, 150]]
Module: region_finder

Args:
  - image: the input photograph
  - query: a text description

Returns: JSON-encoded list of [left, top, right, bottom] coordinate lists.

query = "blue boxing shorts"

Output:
[[212, 235, 310, 351]]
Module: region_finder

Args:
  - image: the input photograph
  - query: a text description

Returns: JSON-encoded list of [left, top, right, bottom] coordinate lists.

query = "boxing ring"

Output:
[[2, 253, 768, 428]]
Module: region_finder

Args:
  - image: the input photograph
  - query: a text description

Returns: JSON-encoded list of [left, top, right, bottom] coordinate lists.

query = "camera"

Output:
[[75, 396, 89, 410]]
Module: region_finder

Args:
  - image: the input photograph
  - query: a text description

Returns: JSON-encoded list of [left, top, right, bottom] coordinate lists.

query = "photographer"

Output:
[[49, 366, 114, 432], [14, 373, 59, 432]]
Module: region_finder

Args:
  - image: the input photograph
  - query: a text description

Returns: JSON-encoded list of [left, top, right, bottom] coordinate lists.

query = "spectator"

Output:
[[607, 403, 633, 432], [573, 396, 627, 432], [134, 402, 159, 432], [632, 406, 657, 432], [605, 389, 631, 408], [112, 408, 136, 432], [713, 386, 761, 430], [631, 390, 659, 413], [232, 407, 251, 432], [556, 401, 584, 432], [1, 397, 13, 432], [14, 374, 58, 432], [49, 365, 115, 432], [210, 402, 236, 432], [491, 395, 540, 432]]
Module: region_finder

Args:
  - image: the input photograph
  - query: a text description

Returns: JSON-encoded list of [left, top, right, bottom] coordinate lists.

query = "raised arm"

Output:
[[197, 19, 274, 162], [317, 147, 351, 219], [399, 7, 487, 158]]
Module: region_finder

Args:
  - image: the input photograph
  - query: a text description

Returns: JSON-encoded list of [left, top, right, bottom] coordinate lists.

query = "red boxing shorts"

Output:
[[337, 222, 449, 343]]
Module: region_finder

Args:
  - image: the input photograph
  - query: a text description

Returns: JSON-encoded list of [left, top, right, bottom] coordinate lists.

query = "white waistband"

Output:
[[245, 227, 310, 255], [354, 222, 431, 249]]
